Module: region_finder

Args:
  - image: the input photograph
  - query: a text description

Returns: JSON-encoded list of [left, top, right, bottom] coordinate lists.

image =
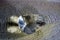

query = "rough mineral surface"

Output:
[[0, 0, 60, 40]]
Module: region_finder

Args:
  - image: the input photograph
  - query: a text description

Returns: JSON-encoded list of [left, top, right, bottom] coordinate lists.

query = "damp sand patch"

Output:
[[15, 23, 56, 40]]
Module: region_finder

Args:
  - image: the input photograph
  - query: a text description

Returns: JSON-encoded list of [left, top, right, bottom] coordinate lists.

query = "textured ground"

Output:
[[0, 0, 60, 40]]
